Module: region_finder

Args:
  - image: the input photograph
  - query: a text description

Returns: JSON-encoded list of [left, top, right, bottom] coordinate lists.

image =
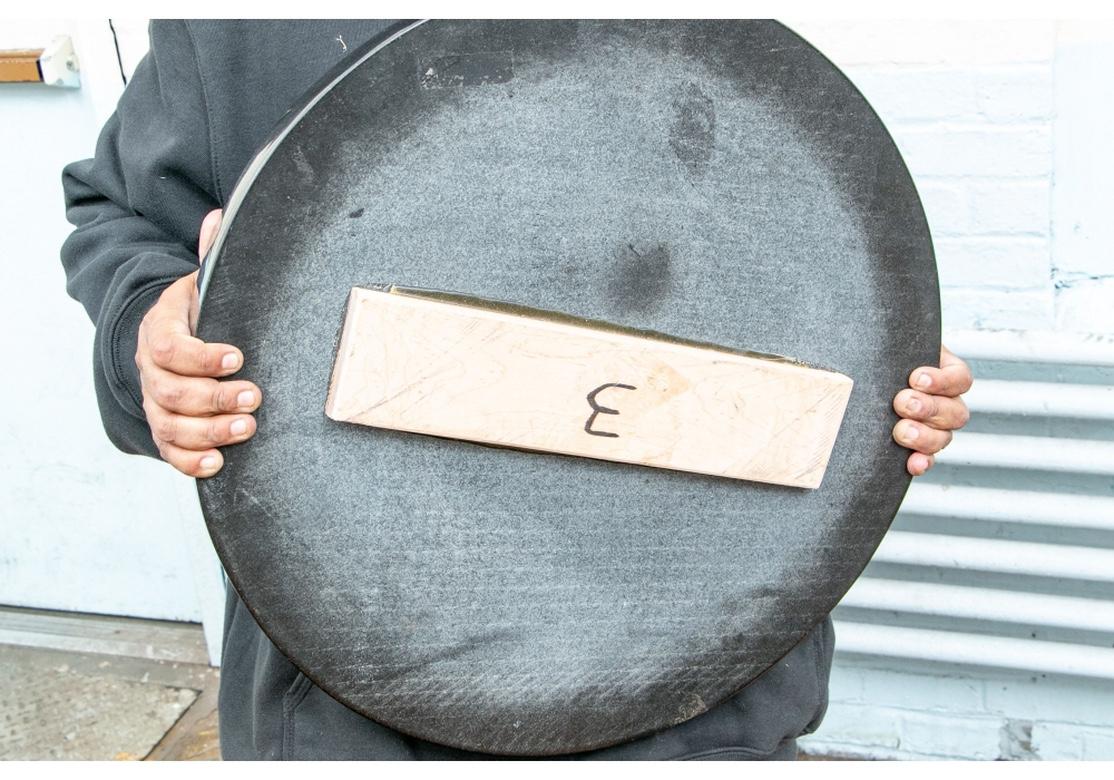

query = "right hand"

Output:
[[136, 209, 261, 477]]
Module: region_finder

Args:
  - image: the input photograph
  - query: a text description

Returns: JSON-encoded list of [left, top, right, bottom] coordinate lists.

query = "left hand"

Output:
[[892, 345, 972, 476]]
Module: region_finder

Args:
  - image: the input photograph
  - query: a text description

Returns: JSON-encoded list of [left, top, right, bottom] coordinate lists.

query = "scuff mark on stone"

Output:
[[669, 82, 716, 177], [607, 241, 673, 314], [419, 51, 514, 89], [290, 144, 316, 184]]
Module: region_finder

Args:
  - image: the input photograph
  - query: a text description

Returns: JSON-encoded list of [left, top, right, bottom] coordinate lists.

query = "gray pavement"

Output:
[[0, 607, 218, 761]]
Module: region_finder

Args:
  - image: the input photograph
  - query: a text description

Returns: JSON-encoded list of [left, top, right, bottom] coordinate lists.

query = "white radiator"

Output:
[[834, 329, 1114, 681]]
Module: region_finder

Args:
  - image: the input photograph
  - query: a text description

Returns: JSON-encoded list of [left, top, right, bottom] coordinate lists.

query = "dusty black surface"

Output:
[[196, 20, 939, 755]]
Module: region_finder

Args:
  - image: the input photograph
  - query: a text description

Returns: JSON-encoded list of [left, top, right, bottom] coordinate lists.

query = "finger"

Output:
[[143, 324, 244, 377], [907, 452, 935, 477], [142, 366, 261, 415], [198, 209, 223, 262], [893, 419, 953, 455], [893, 389, 970, 431], [909, 345, 973, 398], [155, 439, 224, 478], [150, 410, 257, 450]]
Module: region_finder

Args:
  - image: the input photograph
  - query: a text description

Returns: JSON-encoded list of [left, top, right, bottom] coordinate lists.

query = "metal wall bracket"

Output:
[[37, 36, 81, 88]]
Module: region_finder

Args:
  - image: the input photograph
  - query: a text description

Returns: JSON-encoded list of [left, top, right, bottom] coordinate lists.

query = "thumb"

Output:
[[198, 208, 224, 264], [176, 269, 202, 336]]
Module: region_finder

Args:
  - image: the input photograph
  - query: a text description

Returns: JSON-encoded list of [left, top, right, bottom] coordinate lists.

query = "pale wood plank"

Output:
[[326, 287, 853, 489], [0, 49, 44, 83]]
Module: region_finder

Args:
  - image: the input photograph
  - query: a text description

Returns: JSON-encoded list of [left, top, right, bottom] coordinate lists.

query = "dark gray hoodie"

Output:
[[60, 19, 833, 760]]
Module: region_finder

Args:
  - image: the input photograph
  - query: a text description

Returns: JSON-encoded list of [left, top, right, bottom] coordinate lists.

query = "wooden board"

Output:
[[0, 49, 43, 83], [325, 286, 853, 488]]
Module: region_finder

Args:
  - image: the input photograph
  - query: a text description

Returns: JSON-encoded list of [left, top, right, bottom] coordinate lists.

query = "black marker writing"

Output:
[[584, 383, 637, 438]]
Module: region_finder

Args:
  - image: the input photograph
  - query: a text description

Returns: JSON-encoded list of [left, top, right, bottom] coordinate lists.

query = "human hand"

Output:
[[136, 209, 261, 476], [892, 345, 972, 476]]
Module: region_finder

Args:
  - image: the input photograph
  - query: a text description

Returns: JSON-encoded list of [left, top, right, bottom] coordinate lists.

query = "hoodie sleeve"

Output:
[[61, 20, 220, 458]]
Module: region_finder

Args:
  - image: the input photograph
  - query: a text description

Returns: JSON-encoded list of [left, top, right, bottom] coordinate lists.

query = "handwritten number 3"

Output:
[[584, 383, 637, 438]]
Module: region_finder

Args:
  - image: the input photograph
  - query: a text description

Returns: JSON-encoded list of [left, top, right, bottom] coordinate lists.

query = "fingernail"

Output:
[[915, 372, 932, 390], [230, 419, 248, 436], [236, 390, 255, 408], [904, 424, 920, 442], [222, 353, 240, 370], [907, 398, 922, 414], [200, 455, 218, 471]]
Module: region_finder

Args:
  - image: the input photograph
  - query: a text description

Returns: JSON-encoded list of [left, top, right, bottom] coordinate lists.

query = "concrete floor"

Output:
[[0, 606, 840, 761], [0, 607, 219, 761]]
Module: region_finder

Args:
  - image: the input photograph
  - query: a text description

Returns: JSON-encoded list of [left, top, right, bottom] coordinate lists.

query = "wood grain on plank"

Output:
[[0, 49, 43, 83], [325, 286, 853, 488]]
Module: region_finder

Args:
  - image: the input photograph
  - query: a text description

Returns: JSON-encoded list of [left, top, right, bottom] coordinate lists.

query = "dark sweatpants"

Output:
[[218, 583, 833, 760]]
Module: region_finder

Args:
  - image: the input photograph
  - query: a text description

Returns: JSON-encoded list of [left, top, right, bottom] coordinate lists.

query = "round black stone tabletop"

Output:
[[196, 19, 940, 755]]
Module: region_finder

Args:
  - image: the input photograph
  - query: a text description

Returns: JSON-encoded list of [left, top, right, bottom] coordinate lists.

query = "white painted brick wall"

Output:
[[804, 701, 1008, 760], [788, 20, 1114, 761], [801, 662, 1114, 760], [788, 21, 1057, 66], [786, 20, 1113, 337], [1032, 723, 1114, 761]]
